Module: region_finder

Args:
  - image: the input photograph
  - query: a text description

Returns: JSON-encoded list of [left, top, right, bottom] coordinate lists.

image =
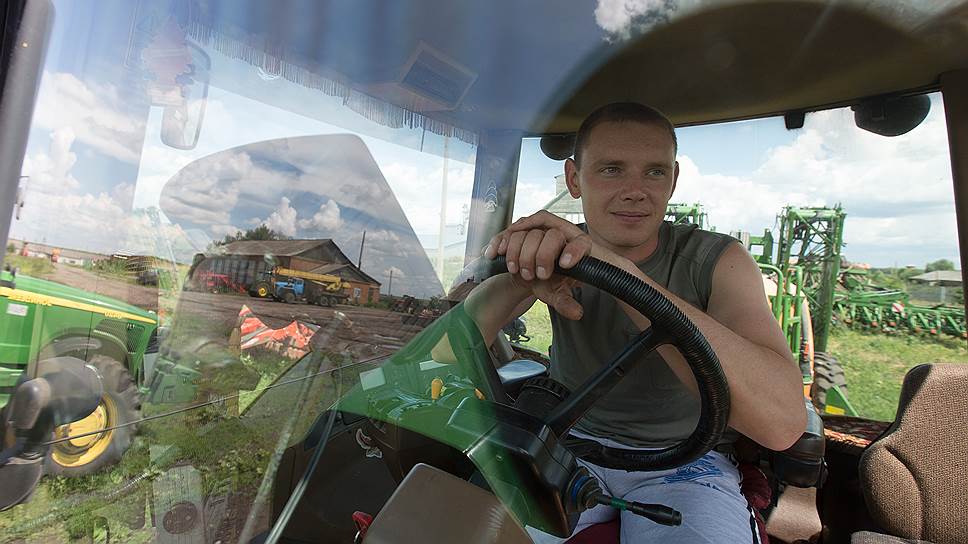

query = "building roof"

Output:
[[542, 174, 584, 215], [910, 270, 963, 285], [13, 240, 108, 261], [309, 262, 381, 286], [221, 239, 336, 257]]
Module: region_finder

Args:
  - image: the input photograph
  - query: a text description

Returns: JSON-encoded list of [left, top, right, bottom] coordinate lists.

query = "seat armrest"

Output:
[[771, 398, 827, 488]]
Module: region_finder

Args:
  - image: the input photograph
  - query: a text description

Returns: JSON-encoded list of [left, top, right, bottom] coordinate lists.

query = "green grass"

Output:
[[827, 327, 967, 421], [509, 300, 968, 423], [518, 299, 553, 354], [4, 254, 54, 277]]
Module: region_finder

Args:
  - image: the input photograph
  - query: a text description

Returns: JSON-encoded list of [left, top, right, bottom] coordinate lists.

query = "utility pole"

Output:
[[358, 230, 366, 269], [387, 268, 393, 297], [437, 133, 450, 282]]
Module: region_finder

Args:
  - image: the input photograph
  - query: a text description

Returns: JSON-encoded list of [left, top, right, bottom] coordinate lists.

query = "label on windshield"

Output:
[[6, 303, 27, 316]]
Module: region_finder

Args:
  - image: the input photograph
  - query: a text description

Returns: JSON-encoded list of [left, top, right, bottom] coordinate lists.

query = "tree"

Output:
[[216, 224, 291, 246], [925, 259, 955, 273]]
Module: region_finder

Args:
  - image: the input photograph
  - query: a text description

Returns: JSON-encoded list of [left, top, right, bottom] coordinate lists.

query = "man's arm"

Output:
[[607, 242, 806, 452], [463, 273, 536, 346]]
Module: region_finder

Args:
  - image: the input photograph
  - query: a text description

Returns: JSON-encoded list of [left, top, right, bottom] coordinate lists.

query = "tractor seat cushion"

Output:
[[858, 364, 968, 544], [496, 359, 548, 389], [851, 531, 934, 544]]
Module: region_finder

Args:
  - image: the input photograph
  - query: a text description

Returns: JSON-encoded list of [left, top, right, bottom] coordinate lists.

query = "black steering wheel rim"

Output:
[[482, 254, 731, 471]]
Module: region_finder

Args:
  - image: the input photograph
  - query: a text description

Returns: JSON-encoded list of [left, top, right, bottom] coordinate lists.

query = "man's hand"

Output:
[[483, 211, 605, 320]]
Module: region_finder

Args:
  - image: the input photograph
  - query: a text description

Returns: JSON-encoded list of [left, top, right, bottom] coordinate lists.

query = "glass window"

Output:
[[2, 1, 965, 542]]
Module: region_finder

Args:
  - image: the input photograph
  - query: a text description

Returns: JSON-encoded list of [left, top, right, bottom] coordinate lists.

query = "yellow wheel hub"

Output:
[[51, 395, 117, 468], [257, 286, 268, 297]]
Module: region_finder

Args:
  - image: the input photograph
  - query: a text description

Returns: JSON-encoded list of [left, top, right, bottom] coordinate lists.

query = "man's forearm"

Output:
[[464, 274, 534, 346], [604, 253, 806, 451]]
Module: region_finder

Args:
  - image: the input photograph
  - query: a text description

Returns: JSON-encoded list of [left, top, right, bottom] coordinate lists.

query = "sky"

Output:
[[515, 96, 959, 268], [10, 0, 962, 304]]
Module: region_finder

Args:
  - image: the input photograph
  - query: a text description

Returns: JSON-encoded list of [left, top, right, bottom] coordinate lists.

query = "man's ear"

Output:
[[564, 158, 581, 198], [670, 160, 679, 197]]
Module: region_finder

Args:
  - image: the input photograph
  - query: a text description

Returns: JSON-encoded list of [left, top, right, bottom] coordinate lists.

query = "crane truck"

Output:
[[248, 266, 348, 306]]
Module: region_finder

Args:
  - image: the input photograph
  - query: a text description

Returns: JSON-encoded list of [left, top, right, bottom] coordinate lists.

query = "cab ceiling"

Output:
[[193, 0, 968, 133]]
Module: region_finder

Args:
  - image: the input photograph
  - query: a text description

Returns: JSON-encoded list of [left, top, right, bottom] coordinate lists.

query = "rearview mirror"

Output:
[[160, 43, 211, 150], [852, 94, 930, 137]]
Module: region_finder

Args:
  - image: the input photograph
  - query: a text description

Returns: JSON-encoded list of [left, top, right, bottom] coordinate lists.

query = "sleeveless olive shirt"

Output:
[[549, 221, 738, 448]]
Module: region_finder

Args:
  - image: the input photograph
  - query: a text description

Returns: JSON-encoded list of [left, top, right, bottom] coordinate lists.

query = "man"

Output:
[[464, 103, 805, 543]]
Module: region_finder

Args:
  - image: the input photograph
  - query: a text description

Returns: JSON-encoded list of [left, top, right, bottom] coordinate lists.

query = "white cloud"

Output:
[[298, 199, 342, 231], [264, 196, 299, 236], [21, 127, 80, 194], [594, 0, 680, 38], [159, 150, 254, 225], [512, 177, 560, 220], [676, 99, 958, 266], [32, 71, 145, 163]]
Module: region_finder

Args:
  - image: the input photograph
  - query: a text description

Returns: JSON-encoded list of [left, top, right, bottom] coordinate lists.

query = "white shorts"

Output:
[[526, 431, 762, 544]]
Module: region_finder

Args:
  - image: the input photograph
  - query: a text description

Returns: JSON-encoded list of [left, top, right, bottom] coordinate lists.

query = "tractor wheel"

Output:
[[46, 355, 141, 477], [810, 352, 848, 414], [283, 291, 296, 304], [253, 282, 272, 298]]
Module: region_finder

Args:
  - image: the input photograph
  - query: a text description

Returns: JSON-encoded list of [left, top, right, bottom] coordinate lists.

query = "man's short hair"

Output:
[[573, 102, 678, 167]]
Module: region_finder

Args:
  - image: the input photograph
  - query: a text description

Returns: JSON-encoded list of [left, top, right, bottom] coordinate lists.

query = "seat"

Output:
[[852, 364, 968, 544]]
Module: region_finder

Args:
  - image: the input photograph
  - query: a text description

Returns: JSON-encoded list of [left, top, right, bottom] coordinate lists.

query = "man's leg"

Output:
[[615, 452, 761, 544]]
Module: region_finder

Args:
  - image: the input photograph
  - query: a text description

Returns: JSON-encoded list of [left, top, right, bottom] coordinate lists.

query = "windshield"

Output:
[[1, 0, 965, 542]]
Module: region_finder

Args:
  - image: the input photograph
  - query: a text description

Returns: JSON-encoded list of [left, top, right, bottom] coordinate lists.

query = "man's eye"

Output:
[[601, 166, 621, 175], [648, 168, 666, 177]]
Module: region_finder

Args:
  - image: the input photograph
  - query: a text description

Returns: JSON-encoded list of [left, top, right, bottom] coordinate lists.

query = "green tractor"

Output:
[[670, 203, 858, 416], [0, 267, 158, 476]]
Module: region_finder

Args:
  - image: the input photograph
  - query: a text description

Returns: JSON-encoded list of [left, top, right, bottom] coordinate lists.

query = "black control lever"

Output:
[[590, 493, 682, 527], [569, 468, 682, 527]]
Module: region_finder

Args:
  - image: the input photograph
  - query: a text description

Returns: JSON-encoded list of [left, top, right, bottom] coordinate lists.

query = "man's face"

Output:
[[565, 120, 679, 258]]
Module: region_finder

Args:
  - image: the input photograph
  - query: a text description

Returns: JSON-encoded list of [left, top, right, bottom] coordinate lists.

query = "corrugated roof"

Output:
[[309, 262, 381, 286], [910, 270, 963, 284], [543, 190, 584, 214], [310, 263, 349, 275], [221, 239, 332, 256]]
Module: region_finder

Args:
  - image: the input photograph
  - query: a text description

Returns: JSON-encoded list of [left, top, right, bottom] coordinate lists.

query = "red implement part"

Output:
[[237, 305, 319, 360]]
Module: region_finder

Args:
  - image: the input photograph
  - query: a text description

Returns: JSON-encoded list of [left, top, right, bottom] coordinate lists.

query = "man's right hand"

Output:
[[482, 211, 599, 321]]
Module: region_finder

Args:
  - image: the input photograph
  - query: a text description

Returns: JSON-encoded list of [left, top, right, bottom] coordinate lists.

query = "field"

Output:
[[828, 329, 967, 421], [515, 300, 968, 422], [3, 254, 54, 277]]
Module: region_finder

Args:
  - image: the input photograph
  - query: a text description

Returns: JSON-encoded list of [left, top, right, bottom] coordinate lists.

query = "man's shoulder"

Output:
[[665, 222, 737, 256]]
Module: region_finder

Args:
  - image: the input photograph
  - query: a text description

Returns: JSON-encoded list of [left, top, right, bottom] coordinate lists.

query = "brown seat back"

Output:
[[859, 364, 968, 544]]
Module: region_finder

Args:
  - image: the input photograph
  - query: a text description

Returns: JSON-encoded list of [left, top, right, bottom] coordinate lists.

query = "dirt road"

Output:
[[46, 263, 427, 363], [47, 263, 159, 311]]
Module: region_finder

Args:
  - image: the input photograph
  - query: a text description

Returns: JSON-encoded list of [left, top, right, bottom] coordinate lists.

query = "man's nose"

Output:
[[619, 185, 647, 201]]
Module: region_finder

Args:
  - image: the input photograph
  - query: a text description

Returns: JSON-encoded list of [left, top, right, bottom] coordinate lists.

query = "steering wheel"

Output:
[[438, 254, 731, 535], [479, 254, 730, 469]]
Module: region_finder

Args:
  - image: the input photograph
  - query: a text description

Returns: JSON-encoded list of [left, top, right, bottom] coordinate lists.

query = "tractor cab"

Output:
[[0, 1, 966, 543]]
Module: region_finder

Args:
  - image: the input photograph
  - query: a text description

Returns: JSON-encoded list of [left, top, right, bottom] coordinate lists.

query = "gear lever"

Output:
[[567, 468, 682, 527]]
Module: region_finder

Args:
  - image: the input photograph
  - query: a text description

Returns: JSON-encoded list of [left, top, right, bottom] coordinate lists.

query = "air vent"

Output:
[[367, 42, 477, 113]]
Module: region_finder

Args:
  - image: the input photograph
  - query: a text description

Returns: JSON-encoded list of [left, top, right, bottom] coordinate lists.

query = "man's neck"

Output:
[[587, 227, 662, 264]]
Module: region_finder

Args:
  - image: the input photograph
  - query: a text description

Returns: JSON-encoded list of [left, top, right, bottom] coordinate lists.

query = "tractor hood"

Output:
[[0, 271, 157, 326]]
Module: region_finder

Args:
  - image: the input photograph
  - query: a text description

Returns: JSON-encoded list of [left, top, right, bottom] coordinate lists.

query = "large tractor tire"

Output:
[[810, 351, 848, 413], [283, 290, 296, 304], [46, 355, 141, 477]]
